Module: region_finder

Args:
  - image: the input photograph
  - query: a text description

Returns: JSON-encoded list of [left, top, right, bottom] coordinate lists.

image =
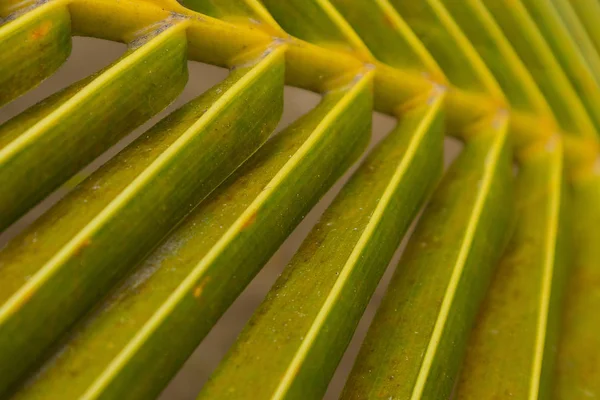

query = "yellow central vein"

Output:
[[0, 41, 283, 326], [80, 49, 365, 400], [0, 20, 186, 163], [529, 143, 563, 399], [272, 92, 445, 400], [411, 116, 509, 399]]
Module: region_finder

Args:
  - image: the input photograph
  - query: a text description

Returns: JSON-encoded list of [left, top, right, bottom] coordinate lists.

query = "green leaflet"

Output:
[[480, 0, 596, 137], [456, 138, 568, 399], [342, 117, 513, 400], [12, 71, 372, 400], [177, 0, 281, 33], [518, 0, 600, 132], [439, 0, 550, 119], [0, 20, 188, 230], [0, 0, 599, 399], [0, 47, 284, 396], [259, 0, 371, 57], [568, 0, 600, 59], [329, 0, 442, 78], [199, 93, 444, 400], [548, 0, 600, 86], [321, 0, 491, 132], [178, 0, 257, 19], [554, 174, 600, 399], [0, 3, 71, 107], [387, 0, 502, 98]]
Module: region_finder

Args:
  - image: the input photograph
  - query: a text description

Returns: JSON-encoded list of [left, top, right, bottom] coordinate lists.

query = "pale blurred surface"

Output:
[[0, 37, 462, 399]]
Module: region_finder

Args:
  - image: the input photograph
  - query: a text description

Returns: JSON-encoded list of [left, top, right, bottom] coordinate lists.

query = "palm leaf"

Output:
[[0, 0, 599, 399]]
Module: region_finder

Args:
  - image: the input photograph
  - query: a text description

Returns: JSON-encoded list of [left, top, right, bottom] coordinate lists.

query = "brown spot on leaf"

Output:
[[31, 20, 52, 40], [241, 211, 257, 230], [193, 277, 211, 298], [15, 287, 35, 310], [383, 13, 396, 29], [74, 238, 92, 256]]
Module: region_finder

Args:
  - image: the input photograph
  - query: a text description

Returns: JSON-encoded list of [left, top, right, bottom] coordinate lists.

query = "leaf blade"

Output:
[[12, 71, 372, 400], [0, 3, 71, 107], [0, 21, 188, 229], [0, 46, 285, 395], [342, 117, 513, 399], [456, 138, 567, 399], [554, 174, 600, 399], [199, 93, 445, 400]]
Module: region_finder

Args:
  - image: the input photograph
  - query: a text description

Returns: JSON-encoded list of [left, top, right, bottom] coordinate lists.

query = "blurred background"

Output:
[[0, 37, 462, 399]]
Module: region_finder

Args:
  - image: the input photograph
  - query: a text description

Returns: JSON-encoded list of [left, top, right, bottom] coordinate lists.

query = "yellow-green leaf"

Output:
[[0, 46, 284, 396], [480, 0, 597, 138], [330, 0, 443, 80], [199, 92, 444, 400], [519, 0, 600, 132], [554, 174, 600, 399], [0, 21, 188, 229], [259, 0, 372, 58], [387, 0, 503, 100], [456, 137, 568, 399], [11, 71, 371, 400], [342, 117, 513, 399], [0, 3, 71, 107]]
